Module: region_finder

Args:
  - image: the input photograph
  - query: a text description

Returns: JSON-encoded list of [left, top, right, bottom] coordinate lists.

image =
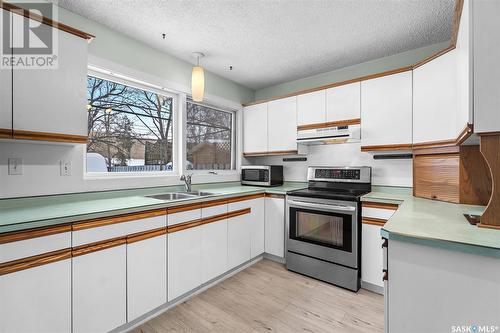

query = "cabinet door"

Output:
[[227, 213, 251, 270], [243, 103, 268, 153], [361, 71, 412, 147], [168, 227, 202, 301], [0, 9, 12, 138], [201, 219, 228, 283], [0, 259, 71, 333], [297, 90, 326, 125], [127, 234, 167, 321], [413, 50, 459, 143], [267, 96, 297, 152], [264, 197, 285, 258], [361, 223, 384, 289], [249, 197, 265, 258], [12, 16, 87, 137], [73, 245, 126, 333], [326, 82, 361, 122]]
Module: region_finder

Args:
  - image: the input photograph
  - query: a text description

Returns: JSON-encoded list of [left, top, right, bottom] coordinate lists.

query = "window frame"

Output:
[[85, 69, 180, 178], [184, 98, 238, 173]]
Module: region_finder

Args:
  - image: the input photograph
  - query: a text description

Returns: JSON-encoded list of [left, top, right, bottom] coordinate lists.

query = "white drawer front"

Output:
[[362, 207, 396, 220], [228, 200, 252, 212], [168, 209, 201, 226], [202, 204, 228, 219], [0, 232, 71, 264], [73, 215, 166, 247]]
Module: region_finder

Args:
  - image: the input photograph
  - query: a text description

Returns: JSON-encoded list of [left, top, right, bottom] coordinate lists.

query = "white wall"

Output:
[[244, 143, 412, 187]]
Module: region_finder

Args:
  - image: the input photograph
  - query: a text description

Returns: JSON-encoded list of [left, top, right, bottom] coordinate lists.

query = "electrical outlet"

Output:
[[8, 158, 23, 175], [60, 160, 72, 176]]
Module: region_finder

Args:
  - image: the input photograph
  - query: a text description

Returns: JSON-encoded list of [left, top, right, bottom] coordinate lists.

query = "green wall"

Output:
[[254, 41, 450, 101], [54, 6, 255, 104]]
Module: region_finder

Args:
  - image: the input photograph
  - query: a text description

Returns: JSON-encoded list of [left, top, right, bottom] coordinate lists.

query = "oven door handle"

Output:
[[287, 200, 356, 212]]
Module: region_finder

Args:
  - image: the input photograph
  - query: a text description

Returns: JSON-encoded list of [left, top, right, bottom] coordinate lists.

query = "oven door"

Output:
[[286, 196, 359, 268]]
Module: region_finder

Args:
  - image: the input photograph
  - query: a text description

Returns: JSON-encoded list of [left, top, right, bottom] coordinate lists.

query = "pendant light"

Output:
[[191, 52, 205, 102]]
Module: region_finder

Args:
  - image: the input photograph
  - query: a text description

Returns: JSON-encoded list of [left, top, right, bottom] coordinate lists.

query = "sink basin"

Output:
[[183, 190, 215, 196], [147, 193, 196, 201]]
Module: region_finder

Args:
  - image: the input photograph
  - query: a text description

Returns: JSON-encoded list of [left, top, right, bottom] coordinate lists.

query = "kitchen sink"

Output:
[[183, 190, 215, 196], [147, 193, 196, 201]]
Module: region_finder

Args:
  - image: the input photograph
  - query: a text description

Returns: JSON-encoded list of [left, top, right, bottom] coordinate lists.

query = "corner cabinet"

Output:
[[361, 71, 413, 151]]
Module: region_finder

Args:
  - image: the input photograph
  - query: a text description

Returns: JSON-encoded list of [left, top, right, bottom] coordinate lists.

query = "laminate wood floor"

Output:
[[131, 259, 384, 333]]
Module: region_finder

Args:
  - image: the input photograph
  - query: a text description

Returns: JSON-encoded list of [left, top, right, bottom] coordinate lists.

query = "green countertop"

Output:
[[0, 182, 307, 233], [363, 186, 500, 258]]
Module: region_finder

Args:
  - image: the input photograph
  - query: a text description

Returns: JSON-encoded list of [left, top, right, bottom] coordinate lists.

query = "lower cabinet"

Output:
[[265, 196, 285, 258], [0, 259, 71, 333], [201, 219, 228, 283], [127, 233, 167, 321], [249, 198, 265, 258], [361, 223, 384, 289], [73, 244, 127, 333], [168, 226, 202, 301], [227, 210, 251, 270]]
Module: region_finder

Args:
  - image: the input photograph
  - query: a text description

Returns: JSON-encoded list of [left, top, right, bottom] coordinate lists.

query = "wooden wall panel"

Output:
[[459, 145, 492, 205]]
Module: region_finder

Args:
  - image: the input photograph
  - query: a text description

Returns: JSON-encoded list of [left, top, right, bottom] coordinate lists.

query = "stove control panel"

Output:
[[308, 166, 371, 183]]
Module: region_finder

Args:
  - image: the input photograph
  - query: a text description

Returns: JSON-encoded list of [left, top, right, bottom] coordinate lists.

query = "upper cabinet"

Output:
[[267, 96, 297, 152], [326, 82, 361, 123], [12, 13, 89, 143], [297, 90, 326, 126], [361, 71, 412, 150], [473, 0, 500, 134], [243, 103, 268, 154]]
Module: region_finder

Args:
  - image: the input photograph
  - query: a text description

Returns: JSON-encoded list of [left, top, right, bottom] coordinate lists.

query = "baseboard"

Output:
[[112, 255, 264, 333], [361, 280, 384, 295], [263, 252, 285, 264]]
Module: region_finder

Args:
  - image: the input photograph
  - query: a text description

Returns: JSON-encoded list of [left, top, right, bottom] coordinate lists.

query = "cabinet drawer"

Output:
[[168, 208, 202, 226], [228, 199, 252, 212], [0, 226, 71, 263], [202, 203, 228, 219], [73, 215, 166, 247], [362, 207, 396, 221]]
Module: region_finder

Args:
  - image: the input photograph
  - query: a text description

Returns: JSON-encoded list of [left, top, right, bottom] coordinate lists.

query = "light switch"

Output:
[[60, 160, 72, 176], [8, 158, 23, 175]]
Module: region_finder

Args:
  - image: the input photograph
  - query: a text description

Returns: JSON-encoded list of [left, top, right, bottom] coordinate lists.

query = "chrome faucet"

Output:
[[180, 174, 193, 192]]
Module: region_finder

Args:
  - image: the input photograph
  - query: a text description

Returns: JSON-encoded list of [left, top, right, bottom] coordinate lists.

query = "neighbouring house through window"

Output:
[[186, 100, 235, 170], [86, 75, 175, 173]]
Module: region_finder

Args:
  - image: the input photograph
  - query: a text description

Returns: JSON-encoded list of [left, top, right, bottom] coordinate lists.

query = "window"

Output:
[[86, 75, 175, 173], [186, 100, 235, 170]]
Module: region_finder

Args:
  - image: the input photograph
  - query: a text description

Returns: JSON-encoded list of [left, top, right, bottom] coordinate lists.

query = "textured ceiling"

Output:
[[59, 0, 455, 90]]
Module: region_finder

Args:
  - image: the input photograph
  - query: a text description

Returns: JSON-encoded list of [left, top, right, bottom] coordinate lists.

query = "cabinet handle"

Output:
[[383, 270, 388, 281]]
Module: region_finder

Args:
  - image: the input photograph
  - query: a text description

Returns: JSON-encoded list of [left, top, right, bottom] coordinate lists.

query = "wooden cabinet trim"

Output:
[[126, 227, 167, 244], [226, 193, 265, 203], [477, 135, 500, 227], [297, 118, 361, 131], [72, 237, 126, 257], [201, 198, 229, 208], [0, 128, 12, 138], [72, 209, 167, 231], [167, 207, 252, 234], [1, 2, 94, 40], [362, 217, 387, 227], [167, 219, 204, 233], [360, 143, 412, 152], [362, 202, 399, 211], [243, 150, 298, 157], [0, 224, 71, 244], [265, 193, 285, 199], [226, 208, 251, 220], [413, 123, 473, 150], [167, 203, 202, 214], [12, 130, 88, 144], [0, 248, 71, 276]]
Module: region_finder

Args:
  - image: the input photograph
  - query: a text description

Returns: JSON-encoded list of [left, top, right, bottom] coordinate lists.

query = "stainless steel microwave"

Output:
[[241, 165, 283, 187]]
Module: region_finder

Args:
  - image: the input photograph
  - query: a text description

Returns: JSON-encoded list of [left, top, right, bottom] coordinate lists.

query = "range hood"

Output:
[[297, 124, 361, 145]]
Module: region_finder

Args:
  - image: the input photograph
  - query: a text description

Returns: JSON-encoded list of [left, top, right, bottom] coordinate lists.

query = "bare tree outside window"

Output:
[[186, 101, 234, 170], [86, 75, 174, 172]]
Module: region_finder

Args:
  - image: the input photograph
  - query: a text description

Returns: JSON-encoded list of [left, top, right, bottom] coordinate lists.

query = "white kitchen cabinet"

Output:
[[201, 219, 228, 283], [127, 234, 167, 321], [361, 223, 384, 290], [168, 226, 202, 301], [73, 245, 127, 333], [326, 82, 361, 122], [0, 10, 11, 137], [413, 50, 460, 144], [361, 71, 412, 148], [265, 196, 285, 258], [297, 90, 326, 125], [473, 0, 500, 133], [0, 259, 71, 333], [267, 96, 297, 152], [249, 197, 265, 258], [227, 210, 251, 270], [12, 14, 87, 138], [243, 103, 268, 153]]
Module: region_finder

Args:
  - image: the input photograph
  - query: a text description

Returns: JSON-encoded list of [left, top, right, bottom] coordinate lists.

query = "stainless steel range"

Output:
[[286, 166, 371, 292]]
